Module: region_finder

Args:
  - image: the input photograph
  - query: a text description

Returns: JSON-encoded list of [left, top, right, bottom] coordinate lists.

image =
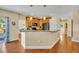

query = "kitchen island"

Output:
[[20, 30, 60, 49]]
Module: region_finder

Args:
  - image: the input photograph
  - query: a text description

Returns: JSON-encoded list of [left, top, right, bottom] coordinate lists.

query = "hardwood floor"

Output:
[[5, 40, 25, 53], [5, 35, 79, 53]]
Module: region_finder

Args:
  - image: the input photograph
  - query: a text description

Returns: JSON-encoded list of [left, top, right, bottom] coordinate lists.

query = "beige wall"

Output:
[[0, 9, 26, 41], [72, 12, 79, 42]]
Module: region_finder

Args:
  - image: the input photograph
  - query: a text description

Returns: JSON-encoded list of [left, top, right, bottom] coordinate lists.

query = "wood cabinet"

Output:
[[26, 16, 51, 30]]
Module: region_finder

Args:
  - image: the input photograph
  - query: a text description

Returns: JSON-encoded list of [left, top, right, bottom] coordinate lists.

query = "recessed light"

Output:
[[43, 17, 46, 20], [30, 17, 32, 20]]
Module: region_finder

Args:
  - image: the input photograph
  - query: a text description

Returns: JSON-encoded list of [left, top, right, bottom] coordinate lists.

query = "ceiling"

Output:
[[0, 5, 79, 19]]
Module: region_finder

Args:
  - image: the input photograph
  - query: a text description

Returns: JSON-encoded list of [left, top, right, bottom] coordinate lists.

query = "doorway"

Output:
[[60, 20, 68, 35]]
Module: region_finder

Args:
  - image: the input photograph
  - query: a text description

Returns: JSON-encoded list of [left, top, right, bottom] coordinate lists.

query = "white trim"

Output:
[[72, 37, 79, 42], [1, 43, 6, 53], [0, 43, 6, 53], [21, 43, 26, 48], [72, 39, 79, 43], [21, 32, 26, 48], [50, 38, 59, 48]]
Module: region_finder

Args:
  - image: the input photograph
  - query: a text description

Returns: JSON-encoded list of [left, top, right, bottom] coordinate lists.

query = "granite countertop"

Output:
[[20, 29, 59, 32]]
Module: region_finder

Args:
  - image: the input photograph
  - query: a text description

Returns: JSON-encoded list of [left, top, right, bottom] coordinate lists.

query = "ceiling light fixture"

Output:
[[30, 5, 33, 7], [43, 5, 46, 7]]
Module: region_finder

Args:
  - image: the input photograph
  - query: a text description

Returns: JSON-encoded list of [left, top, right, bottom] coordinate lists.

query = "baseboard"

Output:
[[72, 39, 79, 43], [6, 40, 19, 43]]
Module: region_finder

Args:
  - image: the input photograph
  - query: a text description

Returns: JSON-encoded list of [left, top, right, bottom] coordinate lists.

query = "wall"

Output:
[[50, 19, 59, 31], [71, 12, 79, 42], [0, 9, 26, 41]]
